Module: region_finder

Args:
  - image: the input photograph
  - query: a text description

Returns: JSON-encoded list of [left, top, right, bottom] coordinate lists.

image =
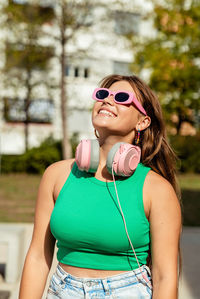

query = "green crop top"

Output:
[[50, 162, 151, 271]]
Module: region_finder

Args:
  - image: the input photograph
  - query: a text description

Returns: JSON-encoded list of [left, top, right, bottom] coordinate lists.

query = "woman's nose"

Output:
[[103, 94, 114, 105]]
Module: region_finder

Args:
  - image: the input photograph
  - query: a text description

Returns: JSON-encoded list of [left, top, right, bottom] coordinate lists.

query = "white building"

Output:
[[0, 0, 153, 154]]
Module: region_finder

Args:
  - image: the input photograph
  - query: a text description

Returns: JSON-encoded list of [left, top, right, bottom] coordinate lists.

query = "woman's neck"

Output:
[[94, 136, 128, 181]]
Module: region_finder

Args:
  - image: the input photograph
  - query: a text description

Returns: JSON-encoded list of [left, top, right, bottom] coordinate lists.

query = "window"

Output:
[[65, 65, 70, 76], [76, 7, 93, 27], [84, 68, 89, 78], [4, 98, 54, 123], [65, 65, 90, 79], [74, 67, 79, 77], [114, 11, 140, 35]]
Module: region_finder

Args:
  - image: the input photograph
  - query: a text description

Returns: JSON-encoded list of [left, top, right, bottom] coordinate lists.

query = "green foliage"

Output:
[[1, 154, 27, 173], [169, 133, 200, 173], [5, 0, 54, 26], [130, 0, 200, 133], [25, 137, 62, 174], [1, 137, 62, 174], [5, 43, 54, 70]]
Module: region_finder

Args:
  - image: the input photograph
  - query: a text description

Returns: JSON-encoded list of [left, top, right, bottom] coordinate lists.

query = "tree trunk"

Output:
[[176, 119, 182, 135], [176, 109, 185, 135], [60, 5, 71, 159], [24, 74, 31, 152], [24, 120, 29, 152]]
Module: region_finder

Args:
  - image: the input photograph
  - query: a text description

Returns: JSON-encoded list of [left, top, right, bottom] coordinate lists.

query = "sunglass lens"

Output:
[[96, 89, 109, 100], [115, 92, 129, 102]]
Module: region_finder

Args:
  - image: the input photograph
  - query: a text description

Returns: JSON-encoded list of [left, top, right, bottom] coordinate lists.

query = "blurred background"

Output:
[[0, 0, 199, 298]]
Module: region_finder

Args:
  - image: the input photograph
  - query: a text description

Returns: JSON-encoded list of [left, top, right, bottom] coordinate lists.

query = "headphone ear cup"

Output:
[[107, 142, 141, 176], [106, 143, 123, 175], [89, 139, 100, 173], [75, 139, 99, 173]]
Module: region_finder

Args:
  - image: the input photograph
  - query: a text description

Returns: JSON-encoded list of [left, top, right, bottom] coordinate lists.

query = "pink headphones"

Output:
[[75, 139, 141, 176]]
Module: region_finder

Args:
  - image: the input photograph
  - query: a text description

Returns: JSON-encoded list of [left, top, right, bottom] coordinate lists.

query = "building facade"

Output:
[[0, 0, 152, 154]]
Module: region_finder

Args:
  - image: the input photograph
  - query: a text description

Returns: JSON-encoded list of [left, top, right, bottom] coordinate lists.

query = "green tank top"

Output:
[[50, 162, 151, 271]]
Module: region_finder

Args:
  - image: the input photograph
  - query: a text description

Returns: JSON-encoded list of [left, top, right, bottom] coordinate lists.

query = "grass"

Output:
[[0, 172, 200, 225], [178, 173, 200, 190], [0, 173, 41, 222]]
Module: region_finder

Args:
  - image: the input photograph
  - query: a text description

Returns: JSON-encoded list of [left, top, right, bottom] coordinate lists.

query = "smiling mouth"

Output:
[[98, 109, 116, 117]]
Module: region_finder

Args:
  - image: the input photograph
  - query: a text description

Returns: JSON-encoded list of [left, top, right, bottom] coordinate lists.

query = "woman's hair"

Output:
[[100, 74, 182, 273]]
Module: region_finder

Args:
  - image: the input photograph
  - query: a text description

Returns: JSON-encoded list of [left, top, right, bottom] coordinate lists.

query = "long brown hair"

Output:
[[100, 74, 182, 272]]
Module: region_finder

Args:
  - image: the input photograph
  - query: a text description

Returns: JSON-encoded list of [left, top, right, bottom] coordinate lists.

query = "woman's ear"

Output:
[[136, 116, 151, 131]]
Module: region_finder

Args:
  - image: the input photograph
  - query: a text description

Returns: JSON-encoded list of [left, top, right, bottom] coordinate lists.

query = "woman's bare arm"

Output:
[[19, 160, 73, 299], [144, 171, 182, 299]]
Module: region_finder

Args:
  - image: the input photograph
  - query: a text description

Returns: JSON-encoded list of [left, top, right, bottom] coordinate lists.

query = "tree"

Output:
[[45, 0, 103, 159], [2, 0, 54, 151], [129, 0, 200, 134]]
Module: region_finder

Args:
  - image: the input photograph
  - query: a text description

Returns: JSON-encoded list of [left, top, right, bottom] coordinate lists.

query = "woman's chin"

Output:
[[92, 115, 117, 128]]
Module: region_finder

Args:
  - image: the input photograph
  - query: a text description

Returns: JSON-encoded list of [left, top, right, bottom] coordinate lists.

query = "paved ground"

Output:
[[0, 224, 199, 299], [178, 227, 200, 299]]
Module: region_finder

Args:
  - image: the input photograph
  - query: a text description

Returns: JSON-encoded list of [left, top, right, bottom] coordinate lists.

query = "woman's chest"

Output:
[[50, 181, 149, 252]]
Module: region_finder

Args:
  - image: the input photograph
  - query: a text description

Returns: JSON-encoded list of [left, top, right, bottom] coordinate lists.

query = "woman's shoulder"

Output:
[[139, 163, 173, 192], [40, 159, 75, 197], [145, 170, 174, 192], [145, 169, 175, 196], [44, 159, 75, 176], [144, 169, 179, 208]]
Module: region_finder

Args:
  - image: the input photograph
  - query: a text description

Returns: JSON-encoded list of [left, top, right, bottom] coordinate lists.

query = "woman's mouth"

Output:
[[98, 109, 116, 117]]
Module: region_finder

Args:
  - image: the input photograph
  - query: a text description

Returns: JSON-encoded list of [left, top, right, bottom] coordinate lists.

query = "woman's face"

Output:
[[92, 80, 142, 141]]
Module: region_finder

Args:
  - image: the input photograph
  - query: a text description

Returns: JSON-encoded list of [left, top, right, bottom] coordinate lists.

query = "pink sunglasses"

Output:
[[92, 88, 147, 115]]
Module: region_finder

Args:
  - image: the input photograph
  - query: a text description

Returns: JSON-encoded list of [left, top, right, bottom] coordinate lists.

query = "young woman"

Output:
[[19, 74, 182, 299]]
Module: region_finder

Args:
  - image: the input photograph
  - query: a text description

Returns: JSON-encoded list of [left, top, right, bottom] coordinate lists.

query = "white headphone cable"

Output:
[[111, 164, 152, 287]]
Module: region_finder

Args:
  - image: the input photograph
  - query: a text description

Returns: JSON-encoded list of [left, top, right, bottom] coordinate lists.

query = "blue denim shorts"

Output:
[[46, 264, 152, 298]]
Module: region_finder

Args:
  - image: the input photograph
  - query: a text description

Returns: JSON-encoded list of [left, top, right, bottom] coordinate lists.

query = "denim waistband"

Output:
[[55, 264, 152, 291]]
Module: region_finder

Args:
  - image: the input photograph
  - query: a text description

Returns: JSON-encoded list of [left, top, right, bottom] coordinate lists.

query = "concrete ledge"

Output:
[[0, 224, 25, 283], [0, 291, 10, 299]]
